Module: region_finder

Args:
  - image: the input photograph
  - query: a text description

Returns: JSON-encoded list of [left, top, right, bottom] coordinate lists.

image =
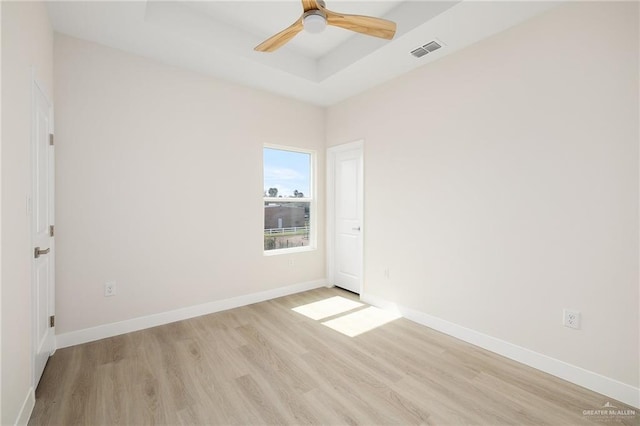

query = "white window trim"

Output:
[[263, 144, 317, 255]]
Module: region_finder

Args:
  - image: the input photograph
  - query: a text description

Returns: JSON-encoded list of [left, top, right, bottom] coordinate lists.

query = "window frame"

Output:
[[263, 144, 317, 256]]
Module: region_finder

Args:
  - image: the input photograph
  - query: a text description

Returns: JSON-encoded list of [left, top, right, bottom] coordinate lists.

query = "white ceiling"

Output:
[[47, 1, 562, 106]]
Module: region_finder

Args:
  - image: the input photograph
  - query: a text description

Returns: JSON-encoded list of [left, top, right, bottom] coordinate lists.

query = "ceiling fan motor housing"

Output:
[[303, 10, 327, 33]]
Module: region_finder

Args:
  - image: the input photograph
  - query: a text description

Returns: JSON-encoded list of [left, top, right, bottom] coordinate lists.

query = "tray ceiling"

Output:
[[47, 1, 561, 106]]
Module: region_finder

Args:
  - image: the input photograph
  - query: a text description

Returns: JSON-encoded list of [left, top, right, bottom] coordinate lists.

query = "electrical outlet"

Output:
[[384, 268, 390, 279], [288, 259, 295, 267], [563, 309, 580, 329], [104, 281, 116, 297]]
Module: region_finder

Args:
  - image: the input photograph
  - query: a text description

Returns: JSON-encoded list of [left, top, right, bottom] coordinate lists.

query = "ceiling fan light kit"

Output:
[[303, 11, 327, 34], [254, 0, 397, 52]]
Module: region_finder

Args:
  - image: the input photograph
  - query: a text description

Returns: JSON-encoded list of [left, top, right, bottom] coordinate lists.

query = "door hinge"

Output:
[[49, 315, 55, 328], [49, 225, 55, 237], [49, 134, 54, 146]]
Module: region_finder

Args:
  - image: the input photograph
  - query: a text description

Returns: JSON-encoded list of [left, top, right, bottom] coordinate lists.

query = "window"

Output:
[[263, 146, 315, 253]]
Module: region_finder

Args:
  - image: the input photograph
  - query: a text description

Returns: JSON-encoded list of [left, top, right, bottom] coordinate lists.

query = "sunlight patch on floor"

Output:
[[292, 296, 364, 321], [321, 306, 401, 337]]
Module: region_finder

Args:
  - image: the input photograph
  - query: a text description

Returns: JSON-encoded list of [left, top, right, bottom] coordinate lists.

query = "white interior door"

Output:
[[32, 79, 55, 387], [330, 142, 363, 294]]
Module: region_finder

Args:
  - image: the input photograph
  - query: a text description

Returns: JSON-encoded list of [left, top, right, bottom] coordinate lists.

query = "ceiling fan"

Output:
[[254, 0, 397, 52]]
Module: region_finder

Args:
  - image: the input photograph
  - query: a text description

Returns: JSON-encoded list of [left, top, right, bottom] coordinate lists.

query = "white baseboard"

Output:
[[57, 279, 326, 349], [361, 292, 640, 409], [15, 387, 35, 426]]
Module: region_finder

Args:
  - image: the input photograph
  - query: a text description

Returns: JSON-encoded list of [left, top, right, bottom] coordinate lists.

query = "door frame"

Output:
[[31, 72, 55, 387], [326, 140, 364, 294]]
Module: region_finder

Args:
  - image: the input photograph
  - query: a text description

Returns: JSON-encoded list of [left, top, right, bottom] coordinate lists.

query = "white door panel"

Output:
[[35, 260, 50, 348], [338, 158, 358, 218], [331, 144, 363, 294], [32, 79, 55, 387], [337, 234, 359, 277]]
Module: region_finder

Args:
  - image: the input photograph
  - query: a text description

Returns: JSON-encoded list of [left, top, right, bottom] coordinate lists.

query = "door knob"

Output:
[[34, 247, 50, 259], [352, 226, 361, 231]]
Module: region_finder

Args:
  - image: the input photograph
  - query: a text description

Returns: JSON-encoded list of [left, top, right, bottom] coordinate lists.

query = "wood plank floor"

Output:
[[30, 287, 637, 425]]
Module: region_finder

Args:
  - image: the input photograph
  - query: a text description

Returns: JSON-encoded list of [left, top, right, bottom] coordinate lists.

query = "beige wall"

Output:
[[327, 2, 639, 387], [1, 1, 54, 424], [54, 34, 325, 334]]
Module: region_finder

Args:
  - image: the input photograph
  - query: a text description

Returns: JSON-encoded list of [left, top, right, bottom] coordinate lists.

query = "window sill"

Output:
[[263, 246, 316, 256]]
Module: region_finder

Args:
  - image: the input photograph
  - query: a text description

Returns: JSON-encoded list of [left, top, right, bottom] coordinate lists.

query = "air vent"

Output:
[[423, 41, 441, 52], [410, 47, 428, 58], [410, 40, 443, 58]]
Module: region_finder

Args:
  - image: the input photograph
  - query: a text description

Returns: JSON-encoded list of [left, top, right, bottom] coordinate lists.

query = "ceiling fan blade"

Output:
[[254, 19, 304, 52], [301, 0, 320, 12], [324, 9, 396, 40]]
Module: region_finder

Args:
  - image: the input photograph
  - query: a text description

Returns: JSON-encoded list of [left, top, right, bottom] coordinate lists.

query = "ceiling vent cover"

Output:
[[410, 40, 442, 58], [410, 47, 428, 58]]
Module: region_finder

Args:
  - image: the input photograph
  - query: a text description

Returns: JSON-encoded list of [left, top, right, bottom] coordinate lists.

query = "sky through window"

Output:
[[264, 148, 310, 197]]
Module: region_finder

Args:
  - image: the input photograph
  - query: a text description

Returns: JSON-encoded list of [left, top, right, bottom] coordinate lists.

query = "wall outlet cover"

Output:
[[563, 309, 580, 329], [104, 281, 116, 297]]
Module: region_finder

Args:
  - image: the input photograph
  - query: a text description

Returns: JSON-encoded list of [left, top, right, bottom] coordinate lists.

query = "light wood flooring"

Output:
[[30, 287, 637, 425]]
